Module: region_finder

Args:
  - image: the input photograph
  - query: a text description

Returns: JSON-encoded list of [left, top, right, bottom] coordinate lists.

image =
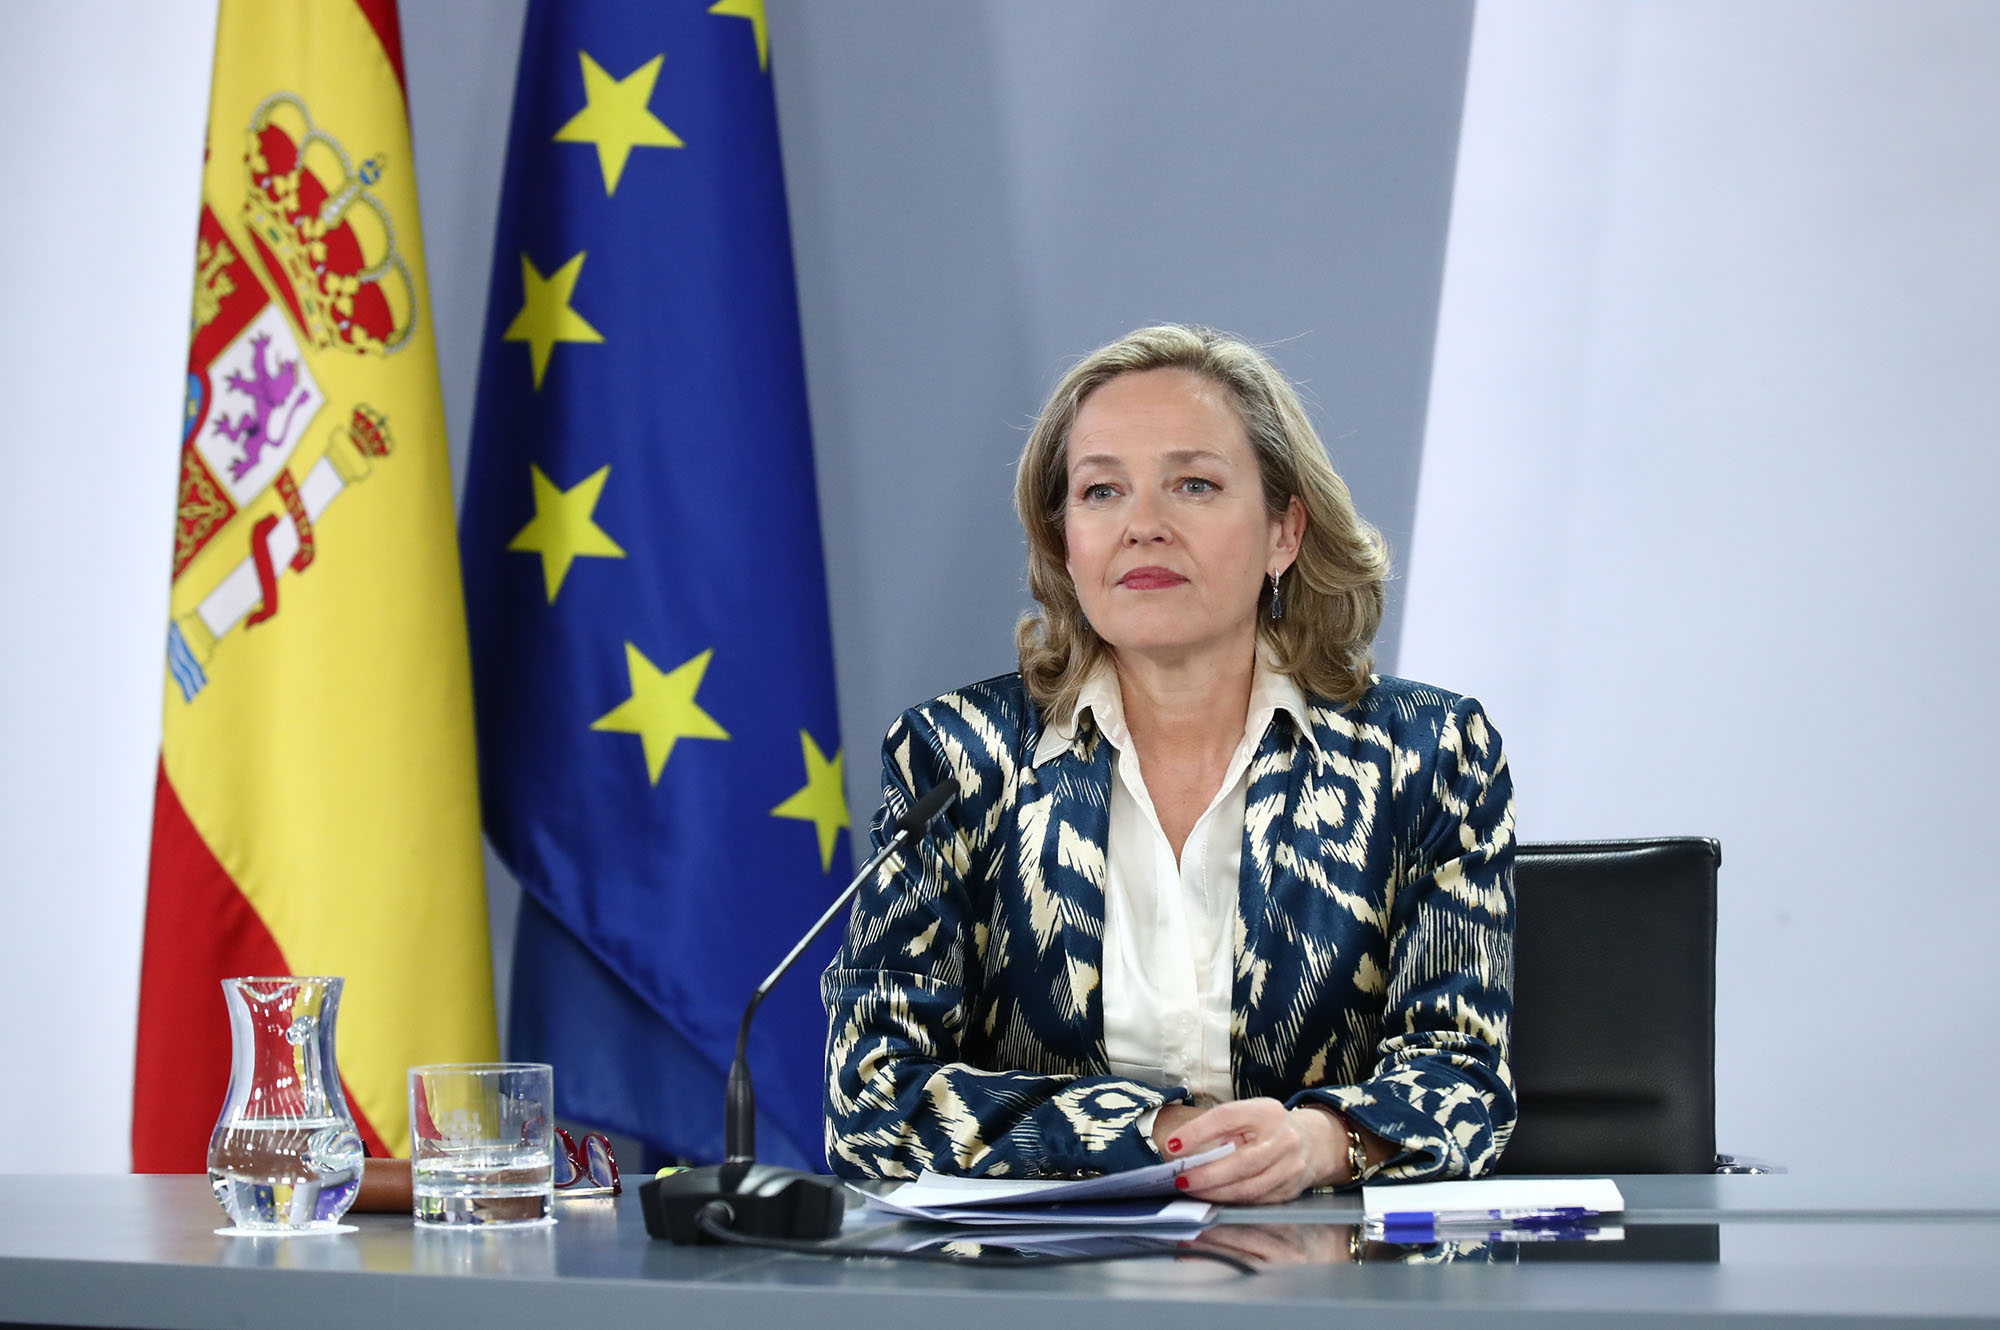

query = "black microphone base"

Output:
[[639, 1162, 847, 1244]]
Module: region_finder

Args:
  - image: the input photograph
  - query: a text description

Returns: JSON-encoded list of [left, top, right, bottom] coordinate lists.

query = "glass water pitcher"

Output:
[[206, 976, 365, 1230]]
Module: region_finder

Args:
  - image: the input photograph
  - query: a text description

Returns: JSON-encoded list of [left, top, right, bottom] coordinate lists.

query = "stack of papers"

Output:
[[862, 1143, 1233, 1227], [1362, 1177, 1625, 1242]]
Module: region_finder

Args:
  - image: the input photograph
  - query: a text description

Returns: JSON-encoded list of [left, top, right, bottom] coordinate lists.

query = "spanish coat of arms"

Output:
[[170, 92, 415, 702]]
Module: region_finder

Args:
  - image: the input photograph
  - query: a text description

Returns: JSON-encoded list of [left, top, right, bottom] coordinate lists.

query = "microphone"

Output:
[[640, 777, 962, 1244]]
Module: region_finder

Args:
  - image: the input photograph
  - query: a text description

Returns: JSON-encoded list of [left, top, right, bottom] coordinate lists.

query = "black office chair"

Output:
[[1494, 837, 1719, 1175]]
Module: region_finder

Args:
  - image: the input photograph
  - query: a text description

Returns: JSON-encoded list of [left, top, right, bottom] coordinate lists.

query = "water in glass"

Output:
[[413, 1142, 555, 1224]]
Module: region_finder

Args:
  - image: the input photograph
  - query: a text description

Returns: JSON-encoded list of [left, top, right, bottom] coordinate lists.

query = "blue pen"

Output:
[[1380, 1206, 1593, 1226], [1374, 1208, 1599, 1244]]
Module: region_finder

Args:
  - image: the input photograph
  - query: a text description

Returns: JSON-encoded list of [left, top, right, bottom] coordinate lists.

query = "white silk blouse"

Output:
[[1031, 653, 1312, 1119]]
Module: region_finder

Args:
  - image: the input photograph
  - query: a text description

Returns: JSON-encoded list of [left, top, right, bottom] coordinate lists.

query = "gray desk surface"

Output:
[[3, 1172, 1999, 1329]]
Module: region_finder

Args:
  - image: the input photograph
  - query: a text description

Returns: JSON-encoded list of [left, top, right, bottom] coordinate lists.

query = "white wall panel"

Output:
[[0, 0, 216, 1173], [1406, 0, 2000, 1171]]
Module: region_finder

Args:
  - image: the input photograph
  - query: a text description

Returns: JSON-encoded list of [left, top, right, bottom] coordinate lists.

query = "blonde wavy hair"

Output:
[[1014, 324, 1390, 720]]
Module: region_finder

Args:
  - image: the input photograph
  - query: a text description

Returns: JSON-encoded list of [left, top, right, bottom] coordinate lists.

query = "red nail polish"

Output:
[[1175, 1176, 1190, 1189], [1167, 1137, 1181, 1153]]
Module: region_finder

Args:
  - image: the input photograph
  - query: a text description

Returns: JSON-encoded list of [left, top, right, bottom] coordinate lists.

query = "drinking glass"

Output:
[[408, 1063, 555, 1226]]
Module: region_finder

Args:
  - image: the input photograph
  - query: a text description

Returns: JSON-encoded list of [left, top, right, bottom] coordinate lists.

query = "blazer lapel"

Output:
[[1014, 721, 1113, 1066], [1233, 715, 1305, 1071]]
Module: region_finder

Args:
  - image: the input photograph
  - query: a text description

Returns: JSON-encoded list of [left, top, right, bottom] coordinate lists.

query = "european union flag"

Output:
[[460, 0, 843, 1170]]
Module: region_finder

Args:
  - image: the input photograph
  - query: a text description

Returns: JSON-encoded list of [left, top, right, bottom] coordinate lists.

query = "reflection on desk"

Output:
[[853, 1217, 1715, 1268], [1195, 1222, 1495, 1267]]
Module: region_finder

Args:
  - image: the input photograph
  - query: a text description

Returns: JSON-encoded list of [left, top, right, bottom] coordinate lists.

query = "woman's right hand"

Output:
[[1154, 1097, 1344, 1204]]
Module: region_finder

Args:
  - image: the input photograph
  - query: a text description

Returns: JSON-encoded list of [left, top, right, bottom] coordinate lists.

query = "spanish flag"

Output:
[[134, 0, 495, 1170]]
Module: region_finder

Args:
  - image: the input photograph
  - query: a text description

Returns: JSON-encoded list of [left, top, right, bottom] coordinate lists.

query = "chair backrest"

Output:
[[1494, 837, 1719, 1175]]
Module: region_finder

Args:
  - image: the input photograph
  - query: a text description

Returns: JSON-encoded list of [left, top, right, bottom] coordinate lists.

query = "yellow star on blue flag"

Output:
[[771, 731, 848, 871], [591, 645, 730, 784], [553, 51, 684, 194], [507, 463, 625, 602]]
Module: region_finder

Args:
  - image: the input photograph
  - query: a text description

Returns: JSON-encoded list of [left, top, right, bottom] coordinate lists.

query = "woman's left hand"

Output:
[[1159, 1097, 1343, 1204]]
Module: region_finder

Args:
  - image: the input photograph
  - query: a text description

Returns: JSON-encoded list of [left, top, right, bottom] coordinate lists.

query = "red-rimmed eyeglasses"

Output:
[[554, 1128, 620, 1196]]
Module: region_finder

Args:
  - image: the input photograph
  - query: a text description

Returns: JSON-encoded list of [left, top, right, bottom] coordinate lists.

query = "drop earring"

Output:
[[1268, 570, 1284, 621]]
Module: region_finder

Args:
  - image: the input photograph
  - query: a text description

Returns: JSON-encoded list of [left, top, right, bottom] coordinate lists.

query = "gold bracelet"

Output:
[[1343, 1116, 1369, 1185]]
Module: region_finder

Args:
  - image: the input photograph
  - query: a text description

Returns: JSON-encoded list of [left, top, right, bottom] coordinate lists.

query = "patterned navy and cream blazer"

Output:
[[821, 671, 1516, 1183]]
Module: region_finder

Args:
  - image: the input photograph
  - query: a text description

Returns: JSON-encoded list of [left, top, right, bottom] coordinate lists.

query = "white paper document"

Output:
[[862, 1142, 1235, 1226], [1362, 1177, 1625, 1224], [865, 1219, 1212, 1255], [865, 1195, 1217, 1227]]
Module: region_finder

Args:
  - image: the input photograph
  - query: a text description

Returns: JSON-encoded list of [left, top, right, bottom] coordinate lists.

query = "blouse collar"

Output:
[[1031, 647, 1318, 769]]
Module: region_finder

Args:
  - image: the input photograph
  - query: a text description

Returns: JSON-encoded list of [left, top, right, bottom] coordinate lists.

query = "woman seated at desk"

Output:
[[823, 325, 1515, 1203]]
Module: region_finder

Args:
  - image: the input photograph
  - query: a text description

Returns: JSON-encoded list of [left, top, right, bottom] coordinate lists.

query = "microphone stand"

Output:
[[640, 780, 960, 1244]]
